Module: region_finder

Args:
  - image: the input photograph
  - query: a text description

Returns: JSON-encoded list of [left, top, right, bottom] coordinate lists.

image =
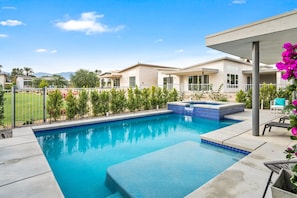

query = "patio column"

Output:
[[252, 41, 260, 136]]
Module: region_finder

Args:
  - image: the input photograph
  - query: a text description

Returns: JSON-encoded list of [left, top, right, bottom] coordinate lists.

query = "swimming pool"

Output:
[[35, 113, 246, 198]]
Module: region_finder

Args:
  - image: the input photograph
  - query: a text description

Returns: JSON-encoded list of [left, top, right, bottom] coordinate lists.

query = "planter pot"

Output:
[[271, 169, 297, 198]]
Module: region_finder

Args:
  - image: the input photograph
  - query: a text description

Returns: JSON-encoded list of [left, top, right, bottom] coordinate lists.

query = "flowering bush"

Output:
[[277, 42, 297, 189]]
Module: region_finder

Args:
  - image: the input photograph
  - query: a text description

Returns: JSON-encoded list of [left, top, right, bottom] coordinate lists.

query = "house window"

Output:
[[163, 76, 173, 90], [188, 75, 209, 91], [129, 76, 136, 87], [24, 79, 32, 88], [188, 76, 198, 91], [114, 78, 120, 87], [227, 74, 238, 88]]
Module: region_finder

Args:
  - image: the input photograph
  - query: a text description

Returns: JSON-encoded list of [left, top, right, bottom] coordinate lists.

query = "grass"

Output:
[[4, 92, 44, 127]]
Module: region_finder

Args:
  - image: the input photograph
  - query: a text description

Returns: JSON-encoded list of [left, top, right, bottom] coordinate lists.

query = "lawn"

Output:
[[4, 92, 44, 127]]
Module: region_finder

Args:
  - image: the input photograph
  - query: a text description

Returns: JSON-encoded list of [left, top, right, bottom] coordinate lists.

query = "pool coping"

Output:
[[0, 109, 289, 197]]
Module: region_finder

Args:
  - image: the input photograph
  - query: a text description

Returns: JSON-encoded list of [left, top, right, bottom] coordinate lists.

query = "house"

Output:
[[0, 74, 7, 88], [158, 57, 287, 93], [15, 75, 34, 89], [99, 63, 178, 89]]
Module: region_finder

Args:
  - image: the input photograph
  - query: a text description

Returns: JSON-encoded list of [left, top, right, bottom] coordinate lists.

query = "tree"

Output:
[[51, 74, 68, 88], [47, 89, 63, 122], [39, 79, 49, 88], [70, 69, 98, 88], [98, 90, 110, 116], [65, 90, 77, 120], [10, 68, 24, 83], [77, 89, 89, 117], [142, 88, 151, 110], [90, 90, 100, 116], [24, 67, 33, 76], [127, 87, 136, 112]]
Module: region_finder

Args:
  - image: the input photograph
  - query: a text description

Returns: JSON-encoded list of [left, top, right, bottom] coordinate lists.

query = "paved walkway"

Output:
[[0, 109, 293, 197]]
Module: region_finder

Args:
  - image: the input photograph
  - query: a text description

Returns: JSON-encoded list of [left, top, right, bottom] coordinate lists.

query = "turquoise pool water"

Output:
[[35, 113, 246, 198]]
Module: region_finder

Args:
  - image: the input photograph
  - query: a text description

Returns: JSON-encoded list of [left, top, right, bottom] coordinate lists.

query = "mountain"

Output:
[[34, 72, 74, 81]]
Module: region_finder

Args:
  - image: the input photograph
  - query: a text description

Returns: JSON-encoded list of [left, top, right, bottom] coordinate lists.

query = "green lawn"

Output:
[[4, 92, 44, 126]]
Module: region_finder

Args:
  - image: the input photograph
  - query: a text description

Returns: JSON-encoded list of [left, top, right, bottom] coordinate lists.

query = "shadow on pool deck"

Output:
[[0, 109, 292, 198]]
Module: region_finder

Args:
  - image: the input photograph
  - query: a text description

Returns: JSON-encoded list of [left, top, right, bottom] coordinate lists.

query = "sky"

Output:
[[0, 0, 297, 74]]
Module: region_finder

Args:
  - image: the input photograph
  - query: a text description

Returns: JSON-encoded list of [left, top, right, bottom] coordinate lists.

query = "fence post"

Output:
[[12, 86, 16, 128], [43, 87, 46, 122]]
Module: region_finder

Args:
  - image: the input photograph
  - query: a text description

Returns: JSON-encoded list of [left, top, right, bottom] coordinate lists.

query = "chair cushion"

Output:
[[275, 98, 286, 106]]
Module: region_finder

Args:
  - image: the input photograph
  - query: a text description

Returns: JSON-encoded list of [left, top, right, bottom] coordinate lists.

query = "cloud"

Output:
[[55, 12, 125, 35], [50, 50, 57, 53], [35, 49, 47, 53], [175, 49, 184, 53], [35, 48, 57, 53], [0, 19, 24, 26], [0, 34, 8, 38], [2, 6, 16, 10], [154, 38, 163, 43], [232, 0, 246, 4]]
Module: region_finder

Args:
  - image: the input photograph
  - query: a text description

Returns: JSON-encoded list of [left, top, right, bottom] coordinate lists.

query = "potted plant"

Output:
[[275, 42, 297, 197]]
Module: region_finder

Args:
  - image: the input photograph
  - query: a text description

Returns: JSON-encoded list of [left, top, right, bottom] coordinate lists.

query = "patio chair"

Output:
[[263, 159, 297, 198], [262, 121, 290, 135], [270, 98, 288, 114], [279, 115, 290, 123]]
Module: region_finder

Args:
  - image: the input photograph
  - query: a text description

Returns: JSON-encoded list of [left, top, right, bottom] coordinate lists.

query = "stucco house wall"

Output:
[[0, 74, 6, 88]]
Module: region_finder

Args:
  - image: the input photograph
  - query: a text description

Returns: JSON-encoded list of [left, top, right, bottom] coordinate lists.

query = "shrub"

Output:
[[90, 90, 100, 116], [98, 90, 110, 116], [65, 90, 78, 120], [47, 89, 63, 121], [142, 88, 151, 110], [236, 90, 246, 103], [77, 89, 89, 117]]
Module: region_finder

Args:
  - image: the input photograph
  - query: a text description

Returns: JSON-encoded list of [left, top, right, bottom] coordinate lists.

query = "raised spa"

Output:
[[167, 101, 245, 120]]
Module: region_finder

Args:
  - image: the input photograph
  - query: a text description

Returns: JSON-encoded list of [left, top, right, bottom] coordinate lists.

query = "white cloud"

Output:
[[35, 49, 47, 53], [232, 0, 246, 4], [55, 12, 125, 35], [0, 19, 24, 26], [2, 6, 16, 10], [154, 38, 163, 43], [0, 34, 8, 38], [35, 49, 57, 54], [50, 50, 57, 53], [175, 49, 184, 53]]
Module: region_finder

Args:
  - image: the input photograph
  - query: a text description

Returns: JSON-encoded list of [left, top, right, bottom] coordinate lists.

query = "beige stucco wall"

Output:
[[0, 75, 6, 88], [119, 67, 140, 88]]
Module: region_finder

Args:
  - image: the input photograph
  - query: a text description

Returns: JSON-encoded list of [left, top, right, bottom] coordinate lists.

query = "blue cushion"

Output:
[[275, 98, 286, 106]]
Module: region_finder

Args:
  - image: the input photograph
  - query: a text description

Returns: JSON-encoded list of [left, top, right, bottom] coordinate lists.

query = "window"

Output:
[[114, 78, 120, 87], [188, 75, 209, 91], [227, 74, 238, 88], [129, 76, 136, 87], [24, 79, 32, 88], [163, 76, 173, 90]]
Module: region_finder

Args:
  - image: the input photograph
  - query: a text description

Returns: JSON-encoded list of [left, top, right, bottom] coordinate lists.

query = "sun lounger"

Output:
[[279, 115, 289, 123], [263, 159, 297, 197], [262, 122, 290, 135]]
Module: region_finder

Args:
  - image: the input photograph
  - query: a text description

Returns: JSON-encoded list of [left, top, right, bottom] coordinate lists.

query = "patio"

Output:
[[0, 109, 293, 197]]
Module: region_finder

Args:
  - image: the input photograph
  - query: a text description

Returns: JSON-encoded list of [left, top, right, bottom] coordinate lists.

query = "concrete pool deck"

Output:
[[0, 109, 293, 197]]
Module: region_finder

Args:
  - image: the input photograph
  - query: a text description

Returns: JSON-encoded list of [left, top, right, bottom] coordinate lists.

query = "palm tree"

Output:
[[24, 67, 33, 76]]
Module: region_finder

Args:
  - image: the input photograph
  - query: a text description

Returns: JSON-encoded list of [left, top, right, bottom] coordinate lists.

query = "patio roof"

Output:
[[205, 10, 297, 136], [206, 10, 297, 65]]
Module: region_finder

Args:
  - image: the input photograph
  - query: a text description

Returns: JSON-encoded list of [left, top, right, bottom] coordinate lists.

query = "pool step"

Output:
[[105, 141, 242, 198]]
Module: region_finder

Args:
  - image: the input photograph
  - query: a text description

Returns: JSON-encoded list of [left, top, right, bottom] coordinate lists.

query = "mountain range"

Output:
[[34, 72, 74, 81]]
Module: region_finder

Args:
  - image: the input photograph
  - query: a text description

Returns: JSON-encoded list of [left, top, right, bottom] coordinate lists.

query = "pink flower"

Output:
[[293, 100, 297, 106], [292, 127, 297, 136]]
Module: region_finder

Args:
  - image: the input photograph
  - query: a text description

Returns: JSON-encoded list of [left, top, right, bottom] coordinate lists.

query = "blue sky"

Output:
[[1, 0, 297, 74]]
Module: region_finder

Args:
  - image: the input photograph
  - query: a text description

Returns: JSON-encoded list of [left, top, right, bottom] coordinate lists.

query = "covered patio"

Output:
[[205, 10, 297, 136]]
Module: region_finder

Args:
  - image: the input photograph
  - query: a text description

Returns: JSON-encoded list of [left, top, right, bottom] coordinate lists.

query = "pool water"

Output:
[[35, 113, 245, 198]]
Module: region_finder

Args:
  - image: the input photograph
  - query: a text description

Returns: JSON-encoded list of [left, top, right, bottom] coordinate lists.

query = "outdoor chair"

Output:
[[262, 121, 290, 135], [279, 115, 290, 123], [270, 98, 288, 114], [263, 159, 297, 198]]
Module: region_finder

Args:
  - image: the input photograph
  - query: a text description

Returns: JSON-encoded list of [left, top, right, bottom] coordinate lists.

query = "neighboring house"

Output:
[[0, 73, 7, 88], [158, 57, 287, 93], [100, 63, 178, 89], [16, 75, 34, 89]]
